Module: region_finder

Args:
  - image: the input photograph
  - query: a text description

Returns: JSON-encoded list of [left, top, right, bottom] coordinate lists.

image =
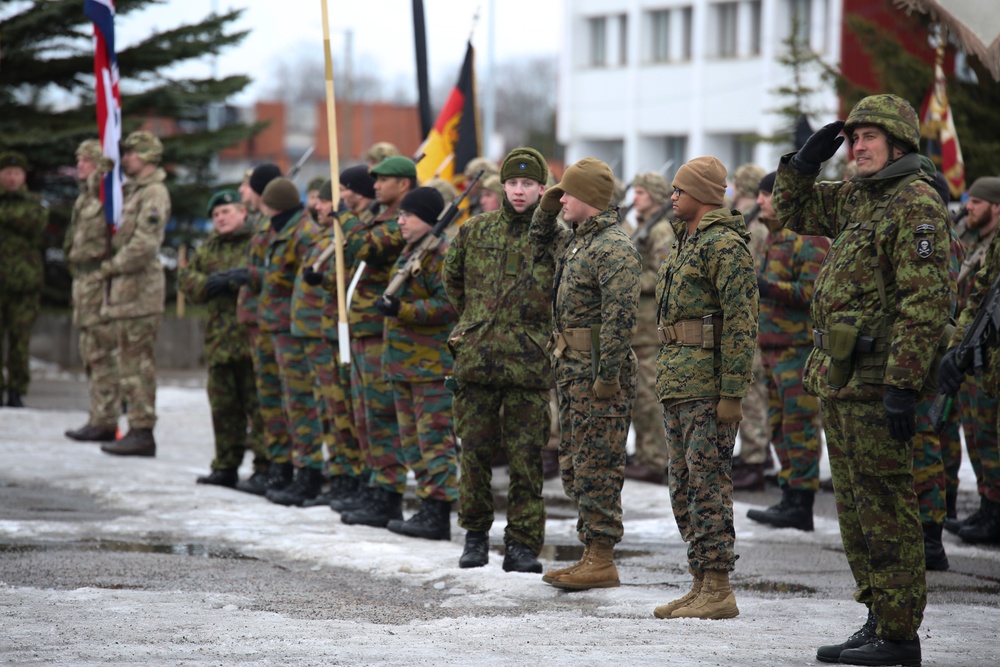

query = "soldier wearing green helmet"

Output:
[[774, 93, 952, 666]]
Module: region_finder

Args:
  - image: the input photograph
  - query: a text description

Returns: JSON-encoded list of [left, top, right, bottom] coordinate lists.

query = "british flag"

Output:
[[84, 0, 123, 232]]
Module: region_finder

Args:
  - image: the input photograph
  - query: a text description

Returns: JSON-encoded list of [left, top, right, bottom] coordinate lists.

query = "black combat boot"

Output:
[[459, 530, 489, 568], [958, 497, 1000, 544], [387, 498, 452, 540], [502, 540, 543, 573], [304, 474, 360, 507], [6, 391, 24, 407], [341, 488, 403, 527], [65, 423, 117, 442], [816, 611, 878, 663], [262, 461, 294, 494], [330, 483, 372, 513], [266, 467, 324, 506], [235, 469, 270, 496], [945, 488, 957, 520], [101, 428, 156, 457], [945, 494, 985, 535], [196, 469, 238, 488], [746, 488, 814, 531], [922, 522, 949, 571], [838, 637, 921, 667]]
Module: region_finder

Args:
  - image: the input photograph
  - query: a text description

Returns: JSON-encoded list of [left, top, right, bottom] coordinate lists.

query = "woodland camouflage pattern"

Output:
[[345, 205, 405, 339], [236, 211, 268, 326]]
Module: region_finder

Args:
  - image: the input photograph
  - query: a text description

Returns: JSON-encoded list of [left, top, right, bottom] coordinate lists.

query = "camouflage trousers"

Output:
[[350, 336, 404, 493], [913, 397, 946, 526], [453, 382, 549, 554], [0, 291, 39, 394], [663, 398, 738, 573], [761, 346, 822, 491], [208, 358, 267, 472], [824, 400, 926, 641], [79, 321, 119, 428], [632, 344, 667, 472], [557, 370, 635, 545], [253, 330, 291, 464], [274, 333, 323, 471], [302, 337, 334, 455], [115, 314, 159, 429], [393, 379, 458, 503], [736, 348, 770, 465], [950, 373, 1000, 503], [315, 343, 363, 480]]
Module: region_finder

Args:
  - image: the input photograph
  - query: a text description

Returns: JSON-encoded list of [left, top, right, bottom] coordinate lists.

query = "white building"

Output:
[[557, 0, 843, 182]]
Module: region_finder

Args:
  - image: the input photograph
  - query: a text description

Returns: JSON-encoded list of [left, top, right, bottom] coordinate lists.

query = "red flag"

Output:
[[84, 0, 123, 232], [920, 48, 966, 199]]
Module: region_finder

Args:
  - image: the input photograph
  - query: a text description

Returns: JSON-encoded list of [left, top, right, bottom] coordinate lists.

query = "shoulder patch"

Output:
[[916, 238, 933, 259], [915, 224, 935, 233]]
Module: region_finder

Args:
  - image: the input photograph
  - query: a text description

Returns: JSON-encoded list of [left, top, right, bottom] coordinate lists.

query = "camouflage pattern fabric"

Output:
[[301, 337, 333, 466], [325, 347, 364, 481], [207, 359, 266, 472], [663, 398, 739, 573], [0, 294, 40, 395], [393, 380, 458, 502], [78, 322, 119, 428], [738, 352, 771, 465], [115, 314, 160, 429], [250, 209, 320, 334], [255, 332, 291, 464], [958, 382, 1000, 502], [273, 332, 323, 471], [350, 336, 405, 493], [237, 211, 268, 326], [913, 398, 946, 525], [345, 205, 405, 339], [761, 346, 821, 491]]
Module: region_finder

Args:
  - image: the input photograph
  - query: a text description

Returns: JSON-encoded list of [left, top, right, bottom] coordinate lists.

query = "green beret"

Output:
[[0, 151, 28, 170], [307, 177, 325, 192], [370, 155, 417, 178], [206, 189, 241, 217], [500, 147, 548, 185]]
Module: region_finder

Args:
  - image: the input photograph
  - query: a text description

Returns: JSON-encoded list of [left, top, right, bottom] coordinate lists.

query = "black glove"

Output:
[[792, 121, 845, 173], [884, 386, 917, 442], [302, 266, 323, 286], [227, 267, 250, 286], [938, 347, 967, 396], [375, 294, 401, 317], [205, 271, 233, 298]]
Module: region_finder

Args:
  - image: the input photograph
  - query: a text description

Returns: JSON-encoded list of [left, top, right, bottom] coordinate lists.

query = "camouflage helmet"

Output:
[[733, 163, 766, 198], [365, 141, 400, 165], [843, 94, 920, 153], [611, 178, 627, 206], [122, 130, 163, 164], [481, 173, 502, 197], [632, 171, 670, 205], [464, 156, 499, 182], [76, 139, 113, 172], [424, 177, 459, 207]]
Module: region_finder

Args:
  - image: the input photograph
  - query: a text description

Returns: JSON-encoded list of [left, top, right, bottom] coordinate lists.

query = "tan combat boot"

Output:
[[671, 569, 739, 620], [548, 542, 619, 590], [653, 569, 703, 619], [542, 544, 590, 584]]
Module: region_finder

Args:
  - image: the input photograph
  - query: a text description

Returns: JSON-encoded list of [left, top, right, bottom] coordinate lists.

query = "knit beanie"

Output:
[[758, 171, 777, 194], [340, 165, 377, 200], [400, 186, 445, 224], [318, 179, 333, 202], [968, 176, 1000, 205], [633, 171, 670, 204], [500, 147, 548, 185], [261, 177, 301, 212], [673, 156, 728, 206], [556, 157, 615, 211], [249, 164, 282, 195]]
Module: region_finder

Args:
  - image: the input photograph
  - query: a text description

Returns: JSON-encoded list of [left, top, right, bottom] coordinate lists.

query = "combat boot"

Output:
[[235, 469, 270, 496], [838, 637, 921, 667], [65, 423, 117, 442], [958, 497, 1000, 544], [670, 569, 738, 619], [341, 488, 403, 527], [330, 483, 371, 513], [101, 428, 156, 457], [731, 463, 765, 491], [196, 469, 238, 488], [945, 494, 985, 535], [653, 569, 703, 619], [266, 467, 323, 506], [922, 522, 949, 571], [262, 462, 294, 494], [502, 540, 543, 574], [459, 530, 489, 568], [547, 541, 617, 588], [816, 611, 878, 663], [6, 391, 24, 407], [624, 462, 666, 485], [542, 544, 590, 584], [746, 488, 814, 531], [302, 474, 356, 507], [386, 497, 452, 540], [946, 488, 957, 520]]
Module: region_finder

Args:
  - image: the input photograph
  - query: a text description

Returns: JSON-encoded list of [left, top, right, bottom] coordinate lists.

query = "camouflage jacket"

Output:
[[291, 226, 331, 340], [955, 221, 996, 315], [65, 175, 110, 328], [177, 227, 252, 366], [444, 199, 554, 390], [319, 209, 367, 341], [249, 207, 320, 333], [236, 210, 268, 326], [632, 204, 675, 347], [655, 208, 758, 400], [756, 219, 830, 348], [951, 232, 1000, 393], [774, 151, 952, 400], [345, 203, 405, 339], [531, 206, 641, 385], [102, 167, 170, 320], [0, 185, 47, 295], [382, 237, 457, 382]]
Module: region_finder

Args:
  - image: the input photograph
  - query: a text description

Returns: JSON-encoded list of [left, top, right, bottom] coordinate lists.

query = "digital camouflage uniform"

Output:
[[382, 239, 459, 502], [655, 209, 758, 573], [444, 198, 554, 554], [531, 205, 641, 544], [178, 224, 267, 473], [739, 202, 772, 467], [64, 170, 118, 428], [774, 147, 951, 640], [0, 174, 47, 398], [101, 167, 170, 430]]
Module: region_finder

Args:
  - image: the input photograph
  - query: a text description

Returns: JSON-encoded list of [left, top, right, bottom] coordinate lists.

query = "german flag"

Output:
[[416, 42, 480, 188]]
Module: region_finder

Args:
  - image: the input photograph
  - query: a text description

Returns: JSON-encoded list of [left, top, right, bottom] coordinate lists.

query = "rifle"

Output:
[[378, 169, 484, 306], [287, 145, 316, 183], [930, 271, 1000, 431]]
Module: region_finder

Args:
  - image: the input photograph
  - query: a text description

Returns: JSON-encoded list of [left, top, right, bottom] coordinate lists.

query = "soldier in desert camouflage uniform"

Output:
[[774, 95, 951, 666], [364, 142, 400, 168], [531, 157, 641, 590]]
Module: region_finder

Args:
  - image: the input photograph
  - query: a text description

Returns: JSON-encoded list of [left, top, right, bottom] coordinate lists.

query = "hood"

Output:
[[573, 207, 620, 236], [677, 207, 750, 242], [851, 151, 922, 185]]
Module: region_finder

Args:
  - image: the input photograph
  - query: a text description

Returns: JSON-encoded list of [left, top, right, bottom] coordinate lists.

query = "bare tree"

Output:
[[493, 56, 558, 152]]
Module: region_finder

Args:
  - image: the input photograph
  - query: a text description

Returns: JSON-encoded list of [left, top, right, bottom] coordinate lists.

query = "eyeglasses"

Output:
[[672, 188, 685, 197]]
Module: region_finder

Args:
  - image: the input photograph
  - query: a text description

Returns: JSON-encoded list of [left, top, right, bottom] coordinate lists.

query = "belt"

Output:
[[813, 329, 830, 351], [658, 315, 722, 348], [550, 327, 593, 359]]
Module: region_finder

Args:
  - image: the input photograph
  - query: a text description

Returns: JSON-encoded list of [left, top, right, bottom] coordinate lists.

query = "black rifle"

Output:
[[930, 272, 1000, 431], [378, 169, 484, 305]]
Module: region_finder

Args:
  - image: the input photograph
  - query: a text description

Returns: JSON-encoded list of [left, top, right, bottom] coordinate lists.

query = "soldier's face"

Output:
[[212, 203, 246, 235], [340, 185, 364, 213], [398, 210, 433, 244], [671, 187, 696, 222], [503, 177, 543, 213], [306, 189, 320, 213], [560, 192, 595, 223], [966, 197, 1000, 230], [756, 190, 775, 219], [850, 126, 891, 177], [0, 166, 26, 192], [633, 186, 655, 216], [480, 190, 501, 212], [315, 199, 335, 225], [375, 175, 408, 206], [77, 155, 97, 181]]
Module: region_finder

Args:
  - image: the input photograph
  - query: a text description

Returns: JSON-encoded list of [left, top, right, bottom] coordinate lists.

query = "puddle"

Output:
[[0, 539, 255, 560], [535, 544, 652, 562], [740, 580, 818, 595]]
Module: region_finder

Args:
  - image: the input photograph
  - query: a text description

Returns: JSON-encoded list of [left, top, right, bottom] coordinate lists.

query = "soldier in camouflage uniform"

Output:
[[63, 141, 119, 440], [774, 95, 951, 666], [745, 172, 829, 531], [462, 156, 500, 219], [364, 142, 400, 168], [375, 187, 460, 540], [624, 171, 674, 485], [178, 190, 267, 488], [0, 151, 47, 408], [99, 132, 170, 457], [531, 157, 641, 590], [478, 175, 502, 213], [652, 157, 757, 621], [444, 147, 554, 573], [305, 176, 324, 219]]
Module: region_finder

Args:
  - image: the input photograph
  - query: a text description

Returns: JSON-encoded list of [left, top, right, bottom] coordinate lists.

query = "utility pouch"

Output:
[[701, 315, 715, 350], [826, 323, 858, 389]]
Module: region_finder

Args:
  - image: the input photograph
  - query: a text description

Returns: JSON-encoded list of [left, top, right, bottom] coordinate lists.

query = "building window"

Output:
[[679, 7, 693, 61], [650, 10, 670, 63], [712, 2, 738, 59], [789, 0, 811, 46], [589, 16, 607, 67], [748, 1, 762, 55], [733, 136, 755, 168], [665, 136, 688, 181], [617, 14, 628, 66]]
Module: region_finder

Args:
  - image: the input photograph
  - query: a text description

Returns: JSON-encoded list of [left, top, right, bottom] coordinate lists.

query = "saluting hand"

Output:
[[792, 121, 845, 174]]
